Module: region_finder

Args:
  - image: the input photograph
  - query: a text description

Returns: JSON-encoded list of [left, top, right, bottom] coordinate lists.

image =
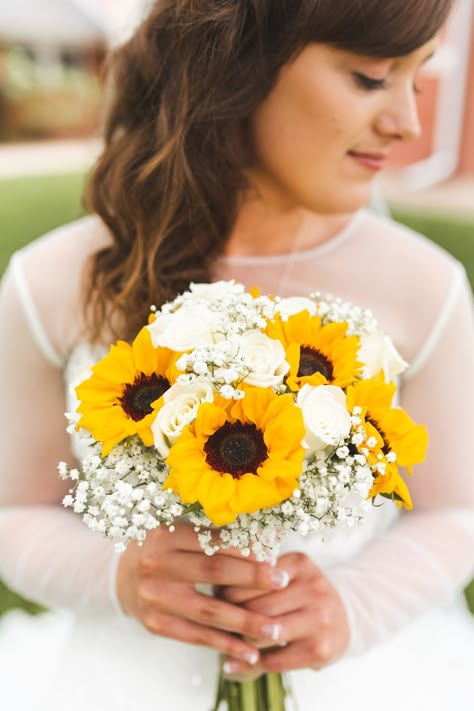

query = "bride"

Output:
[[0, 1, 473, 709]]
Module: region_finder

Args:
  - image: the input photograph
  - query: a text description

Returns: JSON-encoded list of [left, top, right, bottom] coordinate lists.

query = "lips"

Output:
[[347, 150, 389, 171]]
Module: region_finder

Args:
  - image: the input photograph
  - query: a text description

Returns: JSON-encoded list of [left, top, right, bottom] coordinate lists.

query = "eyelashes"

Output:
[[353, 72, 387, 91], [352, 72, 422, 95]]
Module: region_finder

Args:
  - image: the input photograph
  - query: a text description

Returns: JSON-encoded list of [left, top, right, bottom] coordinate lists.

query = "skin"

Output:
[[227, 38, 438, 257], [116, 35, 439, 675]]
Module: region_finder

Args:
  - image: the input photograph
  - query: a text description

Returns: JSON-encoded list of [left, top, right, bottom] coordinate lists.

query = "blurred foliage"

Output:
[[391, 209, 474, 291], [0, 172, 472, 616], [0, 580, 44, 617], [0, 45, 102, 140], [0, 172, 87, 274]]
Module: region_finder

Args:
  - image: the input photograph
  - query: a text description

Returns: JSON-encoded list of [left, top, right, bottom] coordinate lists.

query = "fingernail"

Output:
[[223, 660, 240, 675], [244, 651, 259, 665], [271, 569, 289, 588], [261, 623, 281, 641]]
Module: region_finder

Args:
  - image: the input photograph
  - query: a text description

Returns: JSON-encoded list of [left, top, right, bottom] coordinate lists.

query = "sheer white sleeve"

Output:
[[0, 229, 122, 614], [328, 265, 474, 656]]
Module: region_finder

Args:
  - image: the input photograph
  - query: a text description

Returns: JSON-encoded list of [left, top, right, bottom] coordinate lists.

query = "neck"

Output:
[[224, 186, 354, 258]]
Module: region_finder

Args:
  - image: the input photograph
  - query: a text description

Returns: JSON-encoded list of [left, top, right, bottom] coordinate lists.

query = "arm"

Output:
[[221, 267, 474, 674], [0, 262, 122, 612], [328, 267, 474, 656]]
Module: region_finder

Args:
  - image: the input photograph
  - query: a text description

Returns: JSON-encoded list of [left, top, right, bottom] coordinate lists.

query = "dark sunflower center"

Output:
[[204, 421, 268, 479], [120, 373, 170, 422], [366, 416, 391, 455], [297, 345, 334, 380]]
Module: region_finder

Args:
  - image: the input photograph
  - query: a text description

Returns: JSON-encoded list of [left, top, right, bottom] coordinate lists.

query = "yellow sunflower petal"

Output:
[[380, 409, 428, 467], [92, 343, 136, 383], [75, 380, 121, 405], [201, 473, 237, 525], [132, 327, 159, 375], [193, 403, 228, 442], [231, 473, 281, 515]]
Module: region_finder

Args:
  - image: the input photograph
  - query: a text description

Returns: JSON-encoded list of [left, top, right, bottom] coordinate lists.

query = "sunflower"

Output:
[[76, 326, 181, 456], [164, 387, 306, 526], [346, 376, 428, 509], [266, 310, 363, 392]]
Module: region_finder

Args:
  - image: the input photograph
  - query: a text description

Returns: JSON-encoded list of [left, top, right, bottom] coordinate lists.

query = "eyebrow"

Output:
[[421, 51, 436, 65]]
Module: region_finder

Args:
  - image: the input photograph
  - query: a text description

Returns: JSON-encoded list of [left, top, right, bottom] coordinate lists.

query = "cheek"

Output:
[[252, 85, 344, 169], [250, 77, 376, 212]]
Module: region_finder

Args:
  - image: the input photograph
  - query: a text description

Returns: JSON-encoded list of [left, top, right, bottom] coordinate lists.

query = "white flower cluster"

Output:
[[310, 290, 378, 335], [59, 434, 183, 551], [149, 281, 286, 399]]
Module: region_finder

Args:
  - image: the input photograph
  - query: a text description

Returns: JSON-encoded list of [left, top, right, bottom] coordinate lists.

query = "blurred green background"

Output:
[[0, 172, 473, 615]]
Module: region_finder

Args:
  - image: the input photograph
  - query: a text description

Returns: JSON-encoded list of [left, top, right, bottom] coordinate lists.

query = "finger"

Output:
[[142, 611, 261, 665], [223, 634, 334, 675], [141, 583, 285, 643], [276, 606, 331, 645], [261, 634, 336, 671], [215, 554, 313, 600], [143, 523, 204, 553], [217, 585, 267, 604], [146, 551, 290, 590], [217, 554, 323, 605], [221, 663, 263, 683], [275, 552, 326, 583], [243, 581, 326, 616], [239, 603, 328, 650]]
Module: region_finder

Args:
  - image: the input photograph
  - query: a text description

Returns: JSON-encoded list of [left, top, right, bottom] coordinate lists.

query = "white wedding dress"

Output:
[[0, 209, 473, 711]]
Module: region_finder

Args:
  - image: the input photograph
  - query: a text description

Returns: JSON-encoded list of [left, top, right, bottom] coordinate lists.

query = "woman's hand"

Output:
[[116, 522, 290, 665], [218, 552, 351, 678]]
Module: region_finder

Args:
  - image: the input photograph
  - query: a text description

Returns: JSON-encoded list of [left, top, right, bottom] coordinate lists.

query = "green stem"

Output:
[[240, 680, 259, 711], [212, 673, 292, 711], [265, 673, 287, 711], [182, 502, 203, 516]]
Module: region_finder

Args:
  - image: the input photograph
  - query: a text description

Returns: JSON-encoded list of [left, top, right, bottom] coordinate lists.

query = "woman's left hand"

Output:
[[218, 552, 350, 678]]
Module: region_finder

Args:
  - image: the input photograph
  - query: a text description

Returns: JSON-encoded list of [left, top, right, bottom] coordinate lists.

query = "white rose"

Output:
[[147, 304, 216, 351], [189, 280, 243, 302], [358, 331, 408, 381], [297, 384, 351, 454], [240, 331, 289, 388], [275, 297, 317, 319], [152, 381, 214, 457]]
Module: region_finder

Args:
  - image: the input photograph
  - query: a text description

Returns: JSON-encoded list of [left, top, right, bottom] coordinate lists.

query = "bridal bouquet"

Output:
[[59, 280, 428, 711]]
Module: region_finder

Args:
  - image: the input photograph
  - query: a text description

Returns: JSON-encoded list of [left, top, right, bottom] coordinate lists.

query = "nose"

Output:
[[375, 86, 422, 142]]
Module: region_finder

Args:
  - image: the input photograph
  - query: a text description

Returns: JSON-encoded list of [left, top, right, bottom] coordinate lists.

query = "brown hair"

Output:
[[84, 0, 455, 343]]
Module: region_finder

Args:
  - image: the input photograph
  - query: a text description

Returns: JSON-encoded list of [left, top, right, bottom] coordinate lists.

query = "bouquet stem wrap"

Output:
[[213, 671, 297, 711]]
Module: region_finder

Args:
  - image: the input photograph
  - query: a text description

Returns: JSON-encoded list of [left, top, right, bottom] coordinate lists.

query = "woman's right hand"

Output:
[[116, 522, 289, 664]]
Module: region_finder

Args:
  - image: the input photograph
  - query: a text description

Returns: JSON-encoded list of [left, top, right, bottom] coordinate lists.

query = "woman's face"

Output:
[[248, 38, 439, 214]]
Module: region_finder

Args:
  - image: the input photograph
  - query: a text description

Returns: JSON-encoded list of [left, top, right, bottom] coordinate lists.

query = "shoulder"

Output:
[[351, 209, 470, 365], [357, 209, 463, 285], [2, 215, 113, 364], [13, 213, 112, 271]]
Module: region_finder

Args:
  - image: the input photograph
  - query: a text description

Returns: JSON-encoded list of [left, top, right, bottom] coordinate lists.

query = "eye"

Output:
[[352, 72, 388, 91]]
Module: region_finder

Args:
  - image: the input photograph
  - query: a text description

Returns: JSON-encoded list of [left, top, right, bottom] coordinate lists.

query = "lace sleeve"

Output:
[[0, 251, 122, 614], [328, 265, 474, 656]]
